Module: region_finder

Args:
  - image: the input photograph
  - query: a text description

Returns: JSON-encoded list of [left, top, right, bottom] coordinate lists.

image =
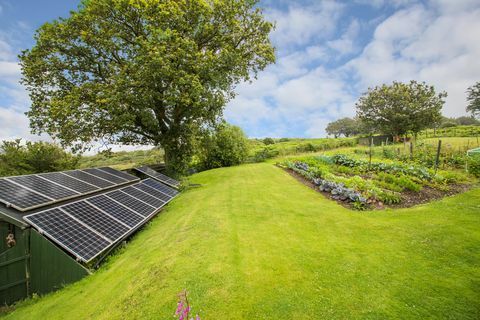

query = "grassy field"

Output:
[[78, 148, 162, 170], [4, 163, 480, 319]]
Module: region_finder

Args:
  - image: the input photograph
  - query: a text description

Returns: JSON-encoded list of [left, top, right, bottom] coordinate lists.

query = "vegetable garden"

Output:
[[282, 152, 474, 210]]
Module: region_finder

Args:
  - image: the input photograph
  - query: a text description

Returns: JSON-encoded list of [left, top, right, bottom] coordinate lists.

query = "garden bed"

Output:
[[280, 154, 475, 210]]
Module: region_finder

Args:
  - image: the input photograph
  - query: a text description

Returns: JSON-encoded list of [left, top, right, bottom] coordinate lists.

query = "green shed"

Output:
[[0, 206, 89, 305]]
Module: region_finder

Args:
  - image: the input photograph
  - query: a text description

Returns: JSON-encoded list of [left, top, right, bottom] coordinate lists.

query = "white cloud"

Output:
[[267, 1, 344, 52], [347, 3, 480, 117], [327, 19, 360, 56]]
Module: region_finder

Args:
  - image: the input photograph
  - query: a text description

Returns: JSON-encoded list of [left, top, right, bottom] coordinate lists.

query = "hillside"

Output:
[[3, 163, 480, 319]]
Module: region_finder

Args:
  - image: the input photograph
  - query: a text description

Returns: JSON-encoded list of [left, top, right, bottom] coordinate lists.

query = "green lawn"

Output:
[[3, 163, 480, 319]]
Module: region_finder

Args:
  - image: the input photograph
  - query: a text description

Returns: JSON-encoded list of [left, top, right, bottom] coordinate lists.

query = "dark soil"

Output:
[[283, 168, 474, 211]]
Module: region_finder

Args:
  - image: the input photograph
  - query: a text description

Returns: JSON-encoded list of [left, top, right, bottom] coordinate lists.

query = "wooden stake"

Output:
[[435, 139, 442, 174]]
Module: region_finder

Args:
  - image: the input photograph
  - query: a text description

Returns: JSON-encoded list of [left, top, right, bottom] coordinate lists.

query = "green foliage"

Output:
[[467, 155, 480, 177], [0, 139, 79, 177], [325, 117, 361, 138], [78, 148, 164, 170], [466, 81, 480, 118], [356, 80, 446, 137], [19, 0, 275, 174], [197, 123, 249, 170], [262, 137, 275, 145]]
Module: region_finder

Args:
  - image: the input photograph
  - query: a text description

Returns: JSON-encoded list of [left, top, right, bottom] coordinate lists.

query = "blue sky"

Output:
[[0, 0, 479, 150]]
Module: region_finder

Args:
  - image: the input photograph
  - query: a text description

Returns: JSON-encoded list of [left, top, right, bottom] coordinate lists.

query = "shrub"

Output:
[[0, 139, 79, 177], [467, 155, 480, 177], [198, 123, 249, 170], [263, 137, 275, 145]]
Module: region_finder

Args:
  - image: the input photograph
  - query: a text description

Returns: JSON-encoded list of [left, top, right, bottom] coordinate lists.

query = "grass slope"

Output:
[[4, 163, 480, 319]]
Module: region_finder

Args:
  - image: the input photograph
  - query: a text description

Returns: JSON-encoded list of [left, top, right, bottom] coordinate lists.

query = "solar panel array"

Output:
[[0, 167, 139, 211], [134, 166, 180, 188], [24, 178, 178, 263]]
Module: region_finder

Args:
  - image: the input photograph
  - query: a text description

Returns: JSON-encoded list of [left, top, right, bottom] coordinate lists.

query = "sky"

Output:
[[0, 0, 479, 150]]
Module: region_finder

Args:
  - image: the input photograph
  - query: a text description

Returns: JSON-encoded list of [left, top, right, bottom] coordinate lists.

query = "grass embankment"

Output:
[[4, 163, 480, 319]]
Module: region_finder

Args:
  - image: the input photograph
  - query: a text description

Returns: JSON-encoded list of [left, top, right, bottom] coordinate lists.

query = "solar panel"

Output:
[[121, 186, 166, 208], [134, 166, 180, 188], [86, 195, 143, 228], [40, 172, 100, 194], [82, 168, 128, 184], [133, 183, 172, 202], [8, 175, 79, 200], [25, 208, 111, 262], [63, 170, 115, 188], [143, 178, 179, 197], [99, 167, 139, 182], [0, 179, 52, 210], [62, 201, 130, 241], [23, 175, 181, 263], [105, 190, 155, 217]]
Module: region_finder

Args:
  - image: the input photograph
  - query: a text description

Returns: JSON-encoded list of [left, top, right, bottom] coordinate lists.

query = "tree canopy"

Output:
[[197, 122, 249, 170], [325, 117, 361, 138], [467, 82, 480, 118], [356, 81, 446, 137], [19, 0, 275, 173]]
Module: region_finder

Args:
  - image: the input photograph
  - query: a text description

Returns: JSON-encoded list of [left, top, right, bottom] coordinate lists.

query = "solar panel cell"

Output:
[[40, 172, 100, 194], [133, 183, 172, 202], [143, 178, 179, 197], [86, 195, 143, 228], [8, 175, 79, 200], [64, 170, 115, 188], [25, 208, 111, 262], [62, 201, 129, 241], [82, 168, 127, 184], [122, 186, 166, 208], [99, 167, 138, 181], [0, 179, 51, 210], [134, 166, 180, 188], [106, 190, 155, 217]]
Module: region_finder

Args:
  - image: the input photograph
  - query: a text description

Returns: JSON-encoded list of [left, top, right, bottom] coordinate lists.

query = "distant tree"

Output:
[[326, 117, 360, 138], [263, 137, 275, 145], [198, 123, 249, 170], [19, 0, 275, 174], [455, 116, 480, 126], [0, 139, 79, 177], [356, 81, 446, 139], [467, 82, 480, 118]]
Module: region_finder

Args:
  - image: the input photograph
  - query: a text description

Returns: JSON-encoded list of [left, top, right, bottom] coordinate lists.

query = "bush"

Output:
[[467, 155, 480, 177], [0, 139, 79, 177], [263, 137, 275, 145], [197, 123, 249, 170]]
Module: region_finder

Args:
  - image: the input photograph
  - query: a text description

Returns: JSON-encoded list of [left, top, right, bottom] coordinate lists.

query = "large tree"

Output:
[[467, 82, 480, 118], [325, 117, 360, 138], [356, 81, 446, 138], [19, 0, 275, 174]]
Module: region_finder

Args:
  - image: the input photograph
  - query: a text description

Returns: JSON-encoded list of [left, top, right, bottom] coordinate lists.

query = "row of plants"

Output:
[[282, 154, 469, 210], [250, 138, 357, 162]]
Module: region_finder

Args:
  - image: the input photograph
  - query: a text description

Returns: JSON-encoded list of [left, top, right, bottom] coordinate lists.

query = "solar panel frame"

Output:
[[8, 175, 80, 200], [62, 201, 130, 241], [98, 167, 139, 182], [82, 168, 128, 184], [121, 186, 166, 208], [143, 178, 179, 197], [105, 190, 156, 217], [23, 177, 180, 263], [25, 208, 112, 262], [86, 195, 144, 228], [0, 179, 53, 211], [63, 170, 115, 189], [133, 183, 172, 203], [134, 166, 180, 188], [39, 172, 101, 194]]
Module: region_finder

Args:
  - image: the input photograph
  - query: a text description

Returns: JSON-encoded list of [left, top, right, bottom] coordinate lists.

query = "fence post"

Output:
[[410, 142, 414, 160], [434, 140, 442, 174]]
